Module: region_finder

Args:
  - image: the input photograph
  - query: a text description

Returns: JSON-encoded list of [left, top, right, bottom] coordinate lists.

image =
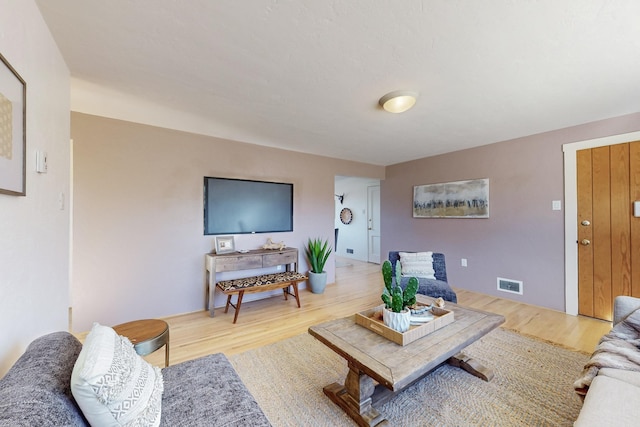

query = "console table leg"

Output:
[[323, 362, 387, 426]]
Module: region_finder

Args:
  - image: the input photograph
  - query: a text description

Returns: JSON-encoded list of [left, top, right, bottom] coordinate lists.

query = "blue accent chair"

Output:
[[388, 251, 458, 303]]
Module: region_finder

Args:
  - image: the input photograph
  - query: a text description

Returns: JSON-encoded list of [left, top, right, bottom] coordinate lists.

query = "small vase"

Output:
[[383, 307, 411, 333]]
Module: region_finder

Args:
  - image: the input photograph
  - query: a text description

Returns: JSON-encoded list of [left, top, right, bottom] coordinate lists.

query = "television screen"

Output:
[[204, 177, 293, 235]]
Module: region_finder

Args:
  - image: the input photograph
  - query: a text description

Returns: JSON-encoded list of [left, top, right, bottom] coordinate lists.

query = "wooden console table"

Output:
[[205, 247, 303, 319]]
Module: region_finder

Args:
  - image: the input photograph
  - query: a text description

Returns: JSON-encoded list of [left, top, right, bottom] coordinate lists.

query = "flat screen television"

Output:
[[204, 177, 293, 235]]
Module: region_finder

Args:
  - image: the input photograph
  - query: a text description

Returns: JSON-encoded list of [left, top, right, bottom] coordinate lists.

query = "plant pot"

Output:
[[383, 307, 411, 333], [307, 271, 327, 294]]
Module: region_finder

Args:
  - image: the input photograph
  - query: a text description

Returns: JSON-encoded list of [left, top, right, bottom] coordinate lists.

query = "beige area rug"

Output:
[[229, 328, 589, 426]]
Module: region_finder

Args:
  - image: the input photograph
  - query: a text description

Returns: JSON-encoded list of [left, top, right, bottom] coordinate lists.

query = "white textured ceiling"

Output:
[[36, 1, 640, 166]]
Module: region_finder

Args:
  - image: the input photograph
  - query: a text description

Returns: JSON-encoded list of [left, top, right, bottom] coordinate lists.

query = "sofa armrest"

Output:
[[0, 332, 88, 426], [614, 296, 640, 326]]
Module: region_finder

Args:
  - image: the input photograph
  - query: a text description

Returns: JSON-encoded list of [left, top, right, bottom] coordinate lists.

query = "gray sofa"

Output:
[[574, 296, 640, 426], [388, 251, 457, 303], [0, 331, 271, 426]]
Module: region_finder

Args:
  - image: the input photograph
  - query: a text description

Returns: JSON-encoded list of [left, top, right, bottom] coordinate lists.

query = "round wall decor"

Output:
[[340, 207, 353, 225]]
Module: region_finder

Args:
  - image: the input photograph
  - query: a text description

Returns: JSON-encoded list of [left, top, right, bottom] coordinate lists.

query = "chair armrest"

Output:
[[614, 296, 640, 326]]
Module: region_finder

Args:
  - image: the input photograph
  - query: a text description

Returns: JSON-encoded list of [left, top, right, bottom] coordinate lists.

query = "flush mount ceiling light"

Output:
[[379, 90, 418, 113]]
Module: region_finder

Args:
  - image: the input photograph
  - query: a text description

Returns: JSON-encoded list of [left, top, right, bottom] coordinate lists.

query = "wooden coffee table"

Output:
[[308, 295, 505, 426]]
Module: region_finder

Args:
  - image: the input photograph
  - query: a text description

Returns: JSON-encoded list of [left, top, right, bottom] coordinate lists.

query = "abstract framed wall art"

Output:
[[413, 178, 489, 218], [0, 53, 26, 196]]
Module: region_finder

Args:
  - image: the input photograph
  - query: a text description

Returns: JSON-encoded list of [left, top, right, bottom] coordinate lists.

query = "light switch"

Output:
[[36, 150, 48, 173], [552, 200, 562, 211]]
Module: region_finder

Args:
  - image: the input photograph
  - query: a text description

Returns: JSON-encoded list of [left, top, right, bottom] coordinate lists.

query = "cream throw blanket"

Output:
[[574, 308, 640, 395]]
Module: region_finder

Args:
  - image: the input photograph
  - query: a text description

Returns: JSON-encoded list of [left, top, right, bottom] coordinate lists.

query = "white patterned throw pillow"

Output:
[[71, 323, 163, 427], [399, 251, 436, 279]]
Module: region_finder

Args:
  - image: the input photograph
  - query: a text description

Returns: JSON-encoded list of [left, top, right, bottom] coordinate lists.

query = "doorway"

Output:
[[564, 130, 640, 318], [334, 176, 381, 264]]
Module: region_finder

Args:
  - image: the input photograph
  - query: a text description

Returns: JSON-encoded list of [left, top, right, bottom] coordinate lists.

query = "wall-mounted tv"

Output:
[[204, 177, 293, 235]]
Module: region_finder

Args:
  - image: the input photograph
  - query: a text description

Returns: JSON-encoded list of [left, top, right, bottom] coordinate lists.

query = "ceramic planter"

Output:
[[308, 271, 327, 294], [383, 307, 411, 333]]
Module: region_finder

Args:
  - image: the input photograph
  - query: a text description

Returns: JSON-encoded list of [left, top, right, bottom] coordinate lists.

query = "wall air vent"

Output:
[[497, 277, 523, 295]]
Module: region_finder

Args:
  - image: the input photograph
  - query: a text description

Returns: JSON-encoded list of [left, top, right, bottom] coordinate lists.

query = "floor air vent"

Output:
[[497, 277, 523, 295]]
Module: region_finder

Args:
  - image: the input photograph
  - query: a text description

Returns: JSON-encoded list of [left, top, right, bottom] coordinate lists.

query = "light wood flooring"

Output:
[[127, 257, 611, 367]]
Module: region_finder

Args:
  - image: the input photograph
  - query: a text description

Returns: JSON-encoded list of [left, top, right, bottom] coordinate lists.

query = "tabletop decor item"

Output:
[[380, 260, 418, 332], [214, 235, 235, 254], [262, 238, 286, 250]]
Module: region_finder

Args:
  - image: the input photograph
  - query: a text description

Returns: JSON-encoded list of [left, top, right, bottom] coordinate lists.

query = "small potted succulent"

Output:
[[305, 237, 332, 294], [381, 260, 419, 332]]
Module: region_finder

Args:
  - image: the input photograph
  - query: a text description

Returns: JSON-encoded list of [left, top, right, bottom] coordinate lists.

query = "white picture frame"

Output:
[[215, 235, 236, 254]]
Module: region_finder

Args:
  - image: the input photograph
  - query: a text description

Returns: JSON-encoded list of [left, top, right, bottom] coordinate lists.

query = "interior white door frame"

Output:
[[367, 185, 381, 264], [563, 130, 640, 316]]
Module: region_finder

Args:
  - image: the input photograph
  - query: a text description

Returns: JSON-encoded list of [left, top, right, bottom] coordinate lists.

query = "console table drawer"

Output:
[[216, 255, 263, 272], [263, 251, 297, 267]]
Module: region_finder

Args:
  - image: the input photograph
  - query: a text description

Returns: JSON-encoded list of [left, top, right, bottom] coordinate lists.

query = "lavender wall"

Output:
[[71, 112, 384, 332], [381, 113, 640, 312]]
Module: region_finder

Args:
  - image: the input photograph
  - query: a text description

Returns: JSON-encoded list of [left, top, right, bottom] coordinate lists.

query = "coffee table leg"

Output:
[[323, 362, 388, 427], [448, 352, 494, 381]]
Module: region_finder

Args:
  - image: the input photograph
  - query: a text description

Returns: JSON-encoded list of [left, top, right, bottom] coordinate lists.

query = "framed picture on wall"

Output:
[[413, 178, 489, 218], [215, 235, 236, 254], [0, 53, 26, 196]]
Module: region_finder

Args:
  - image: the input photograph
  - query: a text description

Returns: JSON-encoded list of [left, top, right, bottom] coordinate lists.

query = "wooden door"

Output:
[[577, 141, 640, 321]]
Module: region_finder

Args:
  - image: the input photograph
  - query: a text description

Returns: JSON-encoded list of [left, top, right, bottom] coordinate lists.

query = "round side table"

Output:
[[113, 319, 170, 367]]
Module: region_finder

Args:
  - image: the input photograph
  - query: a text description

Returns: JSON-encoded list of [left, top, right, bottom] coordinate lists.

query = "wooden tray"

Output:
[[355, 304, 455, 346]]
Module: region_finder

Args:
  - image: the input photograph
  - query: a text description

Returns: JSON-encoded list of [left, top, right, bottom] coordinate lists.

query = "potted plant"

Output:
[[381, 260, 419, 332], [305, 237, 332, 293]]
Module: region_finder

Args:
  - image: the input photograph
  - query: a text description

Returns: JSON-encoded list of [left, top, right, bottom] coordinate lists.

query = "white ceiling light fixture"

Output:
[[379, 90, 418, 113]]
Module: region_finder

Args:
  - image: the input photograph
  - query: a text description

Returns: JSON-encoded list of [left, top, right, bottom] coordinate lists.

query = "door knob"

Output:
[[581, 220, 591, 226], [580, 239, 591, 246]]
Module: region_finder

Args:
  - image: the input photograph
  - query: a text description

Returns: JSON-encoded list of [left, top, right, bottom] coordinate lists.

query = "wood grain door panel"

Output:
[[577, 141, 640, 321]]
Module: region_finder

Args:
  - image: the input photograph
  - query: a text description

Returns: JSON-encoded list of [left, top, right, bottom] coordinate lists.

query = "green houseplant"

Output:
[[380, 260, 419, 332], [305, 238, 332, 294]]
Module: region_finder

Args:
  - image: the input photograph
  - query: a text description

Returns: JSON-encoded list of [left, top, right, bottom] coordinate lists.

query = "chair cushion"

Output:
[[71, 323, 164, 427], [398, 277, 458, 303]]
